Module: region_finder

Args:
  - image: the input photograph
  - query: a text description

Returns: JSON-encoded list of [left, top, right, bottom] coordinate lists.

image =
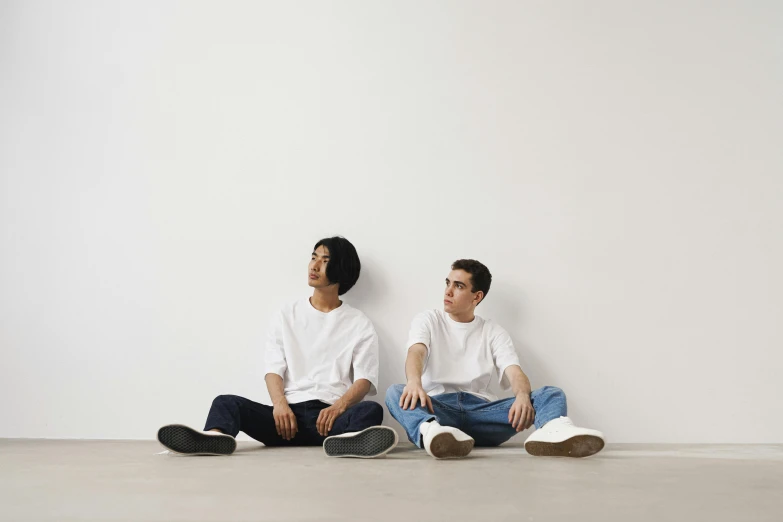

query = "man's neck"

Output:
[[448, 310, 475, 323], [310, 288, 342, 313]]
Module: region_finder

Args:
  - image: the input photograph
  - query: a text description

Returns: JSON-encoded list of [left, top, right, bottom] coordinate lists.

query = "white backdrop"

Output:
[[1, 1, 782, 443]]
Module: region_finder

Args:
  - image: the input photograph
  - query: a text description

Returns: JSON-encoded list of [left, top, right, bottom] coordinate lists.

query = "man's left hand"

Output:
[[316, 401, 347, 436], [508, 394, 535, 432]]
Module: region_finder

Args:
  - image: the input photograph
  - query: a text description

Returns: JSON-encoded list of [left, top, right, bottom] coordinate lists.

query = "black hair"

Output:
[[313, 236, 361, 296], [451, 259, 492, 304]]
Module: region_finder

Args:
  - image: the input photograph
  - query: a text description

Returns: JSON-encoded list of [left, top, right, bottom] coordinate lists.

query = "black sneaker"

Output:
[[157, 424, 237, 455], [323, 426, 399, 458]]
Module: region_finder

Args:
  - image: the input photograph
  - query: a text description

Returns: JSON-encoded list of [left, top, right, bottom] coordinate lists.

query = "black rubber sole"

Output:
[[157, 424, 236, 455], [323, 426, 398, 458]]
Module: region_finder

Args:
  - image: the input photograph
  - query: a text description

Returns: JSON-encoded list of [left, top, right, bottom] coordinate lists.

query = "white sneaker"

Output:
[[323, 426, 399, 458], [524, 417, 604, 458], [157, 424, 237, 455], [420, 421, 474, 459]]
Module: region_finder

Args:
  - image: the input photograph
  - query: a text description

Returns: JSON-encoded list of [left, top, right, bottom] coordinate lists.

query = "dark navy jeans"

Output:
[[205, 394, 383, 446]]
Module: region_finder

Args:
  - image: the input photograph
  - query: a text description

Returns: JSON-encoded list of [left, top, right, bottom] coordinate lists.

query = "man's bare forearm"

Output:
[[405, 344, 427, 383], [505, 365, 532, 398], [265, 373, 287, 405], [334, 379, 371, 409]]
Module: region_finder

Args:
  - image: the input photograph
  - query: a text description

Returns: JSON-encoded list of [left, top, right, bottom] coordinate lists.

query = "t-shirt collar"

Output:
[[306, 297, 345, 316], [443, 310, 479, 329]]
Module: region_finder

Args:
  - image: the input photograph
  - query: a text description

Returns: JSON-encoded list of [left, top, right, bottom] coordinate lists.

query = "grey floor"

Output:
[[1, 440, 781, 522]]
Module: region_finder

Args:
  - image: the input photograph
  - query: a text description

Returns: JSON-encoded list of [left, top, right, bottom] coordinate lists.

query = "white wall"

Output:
[[1, 1, 781, 443]]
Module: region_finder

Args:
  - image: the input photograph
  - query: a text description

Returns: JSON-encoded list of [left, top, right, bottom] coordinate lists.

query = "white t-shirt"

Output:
[[407, 309, 521, 402], [264, 298, 379, 405]]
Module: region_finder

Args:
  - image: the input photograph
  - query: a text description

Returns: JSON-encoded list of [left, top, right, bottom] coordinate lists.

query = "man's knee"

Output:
[[541, 386, 565, 398], [211, 394, 240, 409], [363, 401, 383, 423], [536, 386, 567, 404], [384, 384, 405, 408]]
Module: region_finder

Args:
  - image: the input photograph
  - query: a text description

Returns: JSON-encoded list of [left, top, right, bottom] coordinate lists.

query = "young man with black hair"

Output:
[[385, 259, 604, 459], [157, 236, 398, 458]]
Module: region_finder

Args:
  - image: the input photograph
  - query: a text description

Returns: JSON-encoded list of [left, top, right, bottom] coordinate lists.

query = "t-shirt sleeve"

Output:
[[490, 325, 521, 390], [351, 320, 380, 396], [263, 310, 287, 379], [406, 311, 433, 352]]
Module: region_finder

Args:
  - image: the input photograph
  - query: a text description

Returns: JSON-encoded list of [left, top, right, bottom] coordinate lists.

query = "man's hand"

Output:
[[316, 401, 347, 436], [399, 381, 434, 412], [508, 394, 535, 432], [273, 399, 298, 440]]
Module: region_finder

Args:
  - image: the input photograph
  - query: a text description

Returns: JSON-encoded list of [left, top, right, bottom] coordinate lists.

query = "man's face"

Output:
[[443, 269, 482, 315], [308, 245, 333, 290]]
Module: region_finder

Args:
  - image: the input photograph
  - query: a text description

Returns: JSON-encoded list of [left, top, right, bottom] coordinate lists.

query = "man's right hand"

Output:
[[399, 381, 434, 412], [273, 399, 298, 440]]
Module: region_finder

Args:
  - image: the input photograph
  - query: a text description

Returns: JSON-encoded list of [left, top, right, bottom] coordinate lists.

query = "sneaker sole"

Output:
[[157, 424, 236, 456], [429, 432, 474, 459], [525, 434, 604, 458], [323, 426, 399, 458]]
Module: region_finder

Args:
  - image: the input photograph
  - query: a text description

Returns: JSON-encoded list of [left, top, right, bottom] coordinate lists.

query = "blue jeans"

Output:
[[384, 384, 567, 447]]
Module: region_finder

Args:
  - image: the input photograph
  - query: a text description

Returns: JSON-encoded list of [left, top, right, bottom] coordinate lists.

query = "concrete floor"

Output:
[[1, 440, 781, 522]]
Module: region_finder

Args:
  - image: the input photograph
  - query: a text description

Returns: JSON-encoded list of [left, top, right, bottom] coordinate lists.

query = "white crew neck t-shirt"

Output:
[[406, 309, 521, 402], [264, 298, 379, 405]]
